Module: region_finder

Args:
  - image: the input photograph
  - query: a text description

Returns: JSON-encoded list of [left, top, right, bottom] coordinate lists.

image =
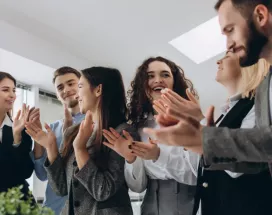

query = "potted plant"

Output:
[[0, 186, 54, 215]]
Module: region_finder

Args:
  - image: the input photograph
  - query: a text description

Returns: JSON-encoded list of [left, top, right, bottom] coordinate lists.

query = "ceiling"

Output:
[[0, 0, 227, 115]]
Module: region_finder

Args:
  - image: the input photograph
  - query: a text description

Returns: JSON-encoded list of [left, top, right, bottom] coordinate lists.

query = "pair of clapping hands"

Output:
[[25, 105, 95, 152], [102, 88, 211, 163]]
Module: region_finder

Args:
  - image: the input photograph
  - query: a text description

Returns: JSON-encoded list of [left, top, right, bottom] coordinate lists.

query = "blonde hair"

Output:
[[240, 59, 270, 99]]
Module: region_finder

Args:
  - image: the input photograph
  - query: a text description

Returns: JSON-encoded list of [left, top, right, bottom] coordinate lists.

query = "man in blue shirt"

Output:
[[31, 67, 85, 215]]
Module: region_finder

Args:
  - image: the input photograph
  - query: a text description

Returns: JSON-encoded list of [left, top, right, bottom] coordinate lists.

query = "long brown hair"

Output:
[[127, 56, 198, 126], [0, 72, 16, 119], [61, 67, 127, 166]]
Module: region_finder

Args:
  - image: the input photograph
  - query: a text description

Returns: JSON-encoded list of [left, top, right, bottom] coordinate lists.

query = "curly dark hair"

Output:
[[127, 56, 198, 126]]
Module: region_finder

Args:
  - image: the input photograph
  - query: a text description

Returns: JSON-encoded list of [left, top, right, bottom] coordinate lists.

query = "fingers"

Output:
[[103, 141, 114, 150], [166, 106, 185, 120], [109, 127, 121, 139], [186, 88, 198, 104], [25, 129, 36, 138], [44, 123, 52, 132], [155, 113, 176, 127], [28, 107, 35, 116], [143, 126, 174, 145], [206, 106, 215, 126], [167, 107, 200, 129], [148, 137, 157, 144], [131, 144, 146, 154], [102, 130, 116, 143], [14, 110, 21, 121], [21, 103, 26, 115], [160, 94, 181, 111], [162, 88, 186, 104], [22, 105, 31, 122], [153, 103, 165, 115], [132, 141, 150, 150], [131, 150, 145, 157], [33, 118, 42, 129], [122, 130, 133, 142], [153, 100, 167, 114], [25, 122, 40, 133], [29, 108, 40, 122], [64, 105, 70, 117]]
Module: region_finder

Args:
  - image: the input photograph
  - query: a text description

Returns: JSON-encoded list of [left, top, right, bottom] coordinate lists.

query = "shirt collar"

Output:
[[72, 112, 81, 117], [1, 114, 12, 129], [220, 93, 242, 114]]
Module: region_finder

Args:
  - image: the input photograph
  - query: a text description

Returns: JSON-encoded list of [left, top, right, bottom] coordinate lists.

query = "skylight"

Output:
[[169, 16, 226, 64]]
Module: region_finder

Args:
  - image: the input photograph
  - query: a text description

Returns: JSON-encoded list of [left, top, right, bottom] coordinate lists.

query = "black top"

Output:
[[0, 125, 34, 198]]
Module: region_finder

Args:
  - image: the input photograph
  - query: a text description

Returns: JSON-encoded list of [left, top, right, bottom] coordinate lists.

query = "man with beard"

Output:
[[32, 67, 85, 215], [144, 1, 272, 169]]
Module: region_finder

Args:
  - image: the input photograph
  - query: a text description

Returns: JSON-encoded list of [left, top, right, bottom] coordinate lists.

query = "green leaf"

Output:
[[0, 186, 55, 215]]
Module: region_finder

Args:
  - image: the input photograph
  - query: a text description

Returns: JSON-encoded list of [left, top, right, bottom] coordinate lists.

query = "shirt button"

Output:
[[202, 182, 208, 188]]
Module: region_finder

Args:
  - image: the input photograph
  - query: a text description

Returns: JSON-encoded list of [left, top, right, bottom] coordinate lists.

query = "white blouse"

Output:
[[125, 115, 199, 193]]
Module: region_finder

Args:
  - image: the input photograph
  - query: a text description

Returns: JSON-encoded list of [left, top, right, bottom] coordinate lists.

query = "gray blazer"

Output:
[[202, 69, 272, 171], [45, 123, 138, 215]]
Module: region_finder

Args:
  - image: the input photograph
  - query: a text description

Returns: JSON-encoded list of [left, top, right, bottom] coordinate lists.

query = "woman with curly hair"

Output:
[[103, 56, 201, 215]]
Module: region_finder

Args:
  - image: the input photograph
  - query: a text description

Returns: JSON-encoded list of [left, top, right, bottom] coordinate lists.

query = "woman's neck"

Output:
[[224, 78, 242, 98]]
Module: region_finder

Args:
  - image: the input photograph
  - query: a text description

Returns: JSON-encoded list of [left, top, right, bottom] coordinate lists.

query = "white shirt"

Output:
[[0, 114, 13, 142], [125, 115, 199, 193]]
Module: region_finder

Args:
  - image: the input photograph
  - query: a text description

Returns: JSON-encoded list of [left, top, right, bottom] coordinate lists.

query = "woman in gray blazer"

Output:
[[26, 67, 134, 215]]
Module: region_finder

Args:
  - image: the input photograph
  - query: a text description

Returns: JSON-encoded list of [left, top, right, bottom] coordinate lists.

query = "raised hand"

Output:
[[28, 107, 42, 129], [25, 121, 56, 150], [160, 88, 204, 123], [63, 104, 73, 133], [73, 110, 94, 150], [143, 112, 203, 154], [13, 104, 30, 138], [153, 99, 178, 127], [131, 137, 160, 161], [206, 106, 215, 126], [103, 128, 136, 163]]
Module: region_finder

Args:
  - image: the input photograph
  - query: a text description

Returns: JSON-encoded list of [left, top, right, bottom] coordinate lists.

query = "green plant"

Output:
[[0, 186, 54, 215]]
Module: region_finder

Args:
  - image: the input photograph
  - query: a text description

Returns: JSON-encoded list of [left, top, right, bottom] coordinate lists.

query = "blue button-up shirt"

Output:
[[31, 113, 85, 215]]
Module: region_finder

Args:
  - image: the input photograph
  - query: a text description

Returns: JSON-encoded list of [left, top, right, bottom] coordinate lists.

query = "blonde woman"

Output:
[[187, 52, 270, 215]]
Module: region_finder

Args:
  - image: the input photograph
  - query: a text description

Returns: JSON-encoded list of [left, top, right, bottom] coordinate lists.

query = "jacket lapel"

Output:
[[255, 67, 271, 127], [2, 125, 13, 146]]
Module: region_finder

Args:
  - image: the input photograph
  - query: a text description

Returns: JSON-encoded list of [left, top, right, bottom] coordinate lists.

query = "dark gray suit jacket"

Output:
[[45, 123, 138, 215], [202, 70, 271, 172]]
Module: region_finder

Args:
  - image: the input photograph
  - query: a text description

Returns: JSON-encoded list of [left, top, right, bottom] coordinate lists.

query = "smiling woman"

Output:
[[0, 71, 36, 202], [128, 56, 198, 126], [103, 56, 201, 215]]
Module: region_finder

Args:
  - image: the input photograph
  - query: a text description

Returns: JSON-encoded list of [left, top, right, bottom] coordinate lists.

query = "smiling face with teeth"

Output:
[[146, 61, 174, 101]]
